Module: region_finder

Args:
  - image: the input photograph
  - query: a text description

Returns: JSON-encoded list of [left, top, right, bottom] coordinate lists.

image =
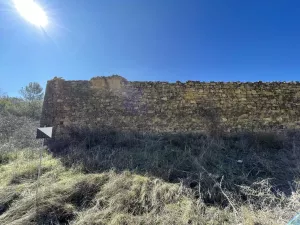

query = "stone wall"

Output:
[[40, 75, 300, 138]]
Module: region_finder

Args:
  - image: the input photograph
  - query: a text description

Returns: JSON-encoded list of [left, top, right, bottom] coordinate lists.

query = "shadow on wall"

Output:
[[48, 125, 300, 207]]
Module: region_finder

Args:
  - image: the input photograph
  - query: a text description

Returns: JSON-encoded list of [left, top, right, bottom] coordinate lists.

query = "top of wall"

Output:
[[50, 75, 300, 85]]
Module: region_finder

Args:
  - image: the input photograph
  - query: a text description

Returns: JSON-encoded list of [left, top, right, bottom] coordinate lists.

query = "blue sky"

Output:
[[1, 0, 300, 96]]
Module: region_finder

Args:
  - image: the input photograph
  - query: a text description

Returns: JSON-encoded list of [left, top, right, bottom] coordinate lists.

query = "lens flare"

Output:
[[13, 0, 48, 27]]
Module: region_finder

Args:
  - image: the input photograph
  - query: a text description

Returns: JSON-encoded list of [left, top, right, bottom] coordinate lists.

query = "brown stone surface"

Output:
[[40, 76, 300, 138]]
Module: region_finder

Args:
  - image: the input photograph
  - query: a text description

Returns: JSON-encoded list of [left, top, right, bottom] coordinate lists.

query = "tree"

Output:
[[19, 82, 44, 119], [0, 89, 8, 113], [0, 89, 5, 97], [20, 82, 44, 101]]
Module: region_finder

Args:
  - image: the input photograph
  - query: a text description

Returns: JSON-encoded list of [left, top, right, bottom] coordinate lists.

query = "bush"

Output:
[[0, 97, 42, 120], [0, 81, 43, 149], [0, 113, 40, 149]]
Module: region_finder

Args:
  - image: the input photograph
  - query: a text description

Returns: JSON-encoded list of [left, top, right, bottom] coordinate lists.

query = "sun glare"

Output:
[[13, 0, 48, 27]]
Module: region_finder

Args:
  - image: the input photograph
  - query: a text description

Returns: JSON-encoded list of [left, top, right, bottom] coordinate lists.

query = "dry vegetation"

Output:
[[1, 128, 300, 224]]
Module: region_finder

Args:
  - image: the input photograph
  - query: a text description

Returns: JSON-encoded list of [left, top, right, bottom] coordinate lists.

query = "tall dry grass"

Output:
[[1, 147, 300, 225]]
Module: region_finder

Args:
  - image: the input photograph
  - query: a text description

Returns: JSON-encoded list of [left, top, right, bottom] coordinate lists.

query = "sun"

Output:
[[13, 0, 48, 28]]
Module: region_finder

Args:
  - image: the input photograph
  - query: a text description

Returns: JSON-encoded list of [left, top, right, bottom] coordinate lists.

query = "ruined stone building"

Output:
[[40, 75, 300, 138]]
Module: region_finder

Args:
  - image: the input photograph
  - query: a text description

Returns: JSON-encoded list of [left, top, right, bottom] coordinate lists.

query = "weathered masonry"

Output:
[[40, 75, 300, 138]]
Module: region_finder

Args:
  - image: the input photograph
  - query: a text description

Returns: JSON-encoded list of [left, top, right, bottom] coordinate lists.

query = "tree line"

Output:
[[0, 82, 44, 120], [0, 82, 44, 148]]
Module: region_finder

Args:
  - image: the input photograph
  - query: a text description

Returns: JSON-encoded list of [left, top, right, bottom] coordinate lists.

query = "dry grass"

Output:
[[0, 149, 202, 224], [0, 127, 300, 225], [1, 129, 300, 225], [50, 128, 300, 203]]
